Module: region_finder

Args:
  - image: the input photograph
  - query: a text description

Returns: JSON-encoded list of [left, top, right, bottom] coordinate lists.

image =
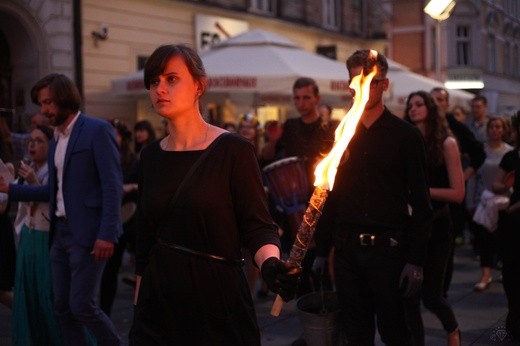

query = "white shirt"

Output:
[[54, 112, 80, 217]]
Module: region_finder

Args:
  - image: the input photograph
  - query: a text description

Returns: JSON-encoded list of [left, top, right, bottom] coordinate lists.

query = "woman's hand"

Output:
[[18, 162, 38, 185]]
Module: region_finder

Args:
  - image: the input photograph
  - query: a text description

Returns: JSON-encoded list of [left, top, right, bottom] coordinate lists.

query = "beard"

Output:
[[48, 108, 70, 127]]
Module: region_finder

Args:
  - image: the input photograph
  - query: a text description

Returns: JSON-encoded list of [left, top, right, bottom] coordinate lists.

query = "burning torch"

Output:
[[270, 50, 380, 316]]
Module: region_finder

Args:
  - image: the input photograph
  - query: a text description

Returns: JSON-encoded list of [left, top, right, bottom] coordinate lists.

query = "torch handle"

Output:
[[270, 295, 284, 316], [269, 187, 329, 317]]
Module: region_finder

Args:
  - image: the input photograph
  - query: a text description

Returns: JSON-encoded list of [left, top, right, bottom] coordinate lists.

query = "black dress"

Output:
[[130, 133, 280, 345]]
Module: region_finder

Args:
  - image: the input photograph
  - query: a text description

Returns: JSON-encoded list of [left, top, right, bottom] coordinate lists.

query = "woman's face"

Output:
[[407, 95, 428, 125], [28, 128, 49, 165], [149, 55, 202, 120], [487, 119, 505, 142], [452, 107, 466, 123], [238, 120, 256, 143], [134, 128, 149, 144]]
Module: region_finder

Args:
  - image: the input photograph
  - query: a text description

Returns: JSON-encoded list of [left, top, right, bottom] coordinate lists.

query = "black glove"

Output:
[[399, 263, 423, 298], [311, 256, 328, 276], [261, 257, 302, 302]]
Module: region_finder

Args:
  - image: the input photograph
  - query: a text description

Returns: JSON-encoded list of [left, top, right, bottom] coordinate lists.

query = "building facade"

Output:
[[388, 0, 520, 115], [0, 0, 388, 132]]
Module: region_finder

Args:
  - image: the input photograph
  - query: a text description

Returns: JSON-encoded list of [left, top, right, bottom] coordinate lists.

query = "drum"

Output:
[[262, 156, 309, 215]]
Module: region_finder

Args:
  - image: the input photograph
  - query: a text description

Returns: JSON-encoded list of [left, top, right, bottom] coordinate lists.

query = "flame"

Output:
[[314, 50, 379, 191]]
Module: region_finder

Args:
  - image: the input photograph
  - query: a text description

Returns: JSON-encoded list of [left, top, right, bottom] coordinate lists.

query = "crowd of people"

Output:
[[0, 43, 518, 346]]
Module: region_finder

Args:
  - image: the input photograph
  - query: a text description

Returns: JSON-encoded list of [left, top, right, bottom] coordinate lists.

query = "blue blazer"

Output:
[[10, 114, 123, 246]]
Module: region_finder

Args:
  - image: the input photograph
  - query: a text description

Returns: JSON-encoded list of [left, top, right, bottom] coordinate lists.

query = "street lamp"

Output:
[[424, 0, 456, 81]]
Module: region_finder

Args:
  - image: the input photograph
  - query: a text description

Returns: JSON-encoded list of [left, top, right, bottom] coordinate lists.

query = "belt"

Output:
[[157, 238, 245, 267], [335, 231, 402, 247]]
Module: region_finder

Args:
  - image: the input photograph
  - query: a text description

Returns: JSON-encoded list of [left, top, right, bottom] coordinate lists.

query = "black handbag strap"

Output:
[[158, 132, 228, 233]]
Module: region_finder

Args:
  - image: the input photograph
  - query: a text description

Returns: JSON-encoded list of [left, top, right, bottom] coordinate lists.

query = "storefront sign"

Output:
[[195, 14, 249, 52]]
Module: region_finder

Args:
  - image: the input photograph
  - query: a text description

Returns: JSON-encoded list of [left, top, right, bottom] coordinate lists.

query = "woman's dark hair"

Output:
[[30, 73, 81, 114], [133, 120, 156, 153], [404, 90, 453, 166], [35, 125, 53, 141], [143, 44, 207, 93], [110, 119, 135, 171]]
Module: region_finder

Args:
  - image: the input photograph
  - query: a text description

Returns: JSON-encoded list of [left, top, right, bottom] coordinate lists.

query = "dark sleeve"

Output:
[[8, 183, 49, 202], [403, 127, 433, 266], [231, 140, 281, 259], [448, 115, 486, 171]]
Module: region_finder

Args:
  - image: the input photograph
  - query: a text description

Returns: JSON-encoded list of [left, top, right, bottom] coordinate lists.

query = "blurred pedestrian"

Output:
[[313, 50, 432, 345], [493, 112, 520, 340], [430, 87, 485, 298], [0, 73, 123, 345], [261, 77, 335, 299], [405, 90, 464, 346], [129, 44, 300, 345], [100, 119, 139, 316], [11, 125, 62, 345], [133, 119, 156, 158], [472, 117, 513, 292]]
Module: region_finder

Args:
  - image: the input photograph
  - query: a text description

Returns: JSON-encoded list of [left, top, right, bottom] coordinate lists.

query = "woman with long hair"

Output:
[[404, 90, 465, 346]]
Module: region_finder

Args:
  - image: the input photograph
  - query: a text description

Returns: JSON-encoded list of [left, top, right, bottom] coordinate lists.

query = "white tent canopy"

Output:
[[111, 29, 474, 113]]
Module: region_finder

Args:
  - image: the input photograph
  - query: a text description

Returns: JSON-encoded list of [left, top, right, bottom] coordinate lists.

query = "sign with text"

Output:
[[195, 14, 249, 53]]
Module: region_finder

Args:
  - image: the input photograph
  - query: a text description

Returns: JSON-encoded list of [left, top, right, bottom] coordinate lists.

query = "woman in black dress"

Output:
[[129, 44, 300, 345], [405, 91, 464, 346]]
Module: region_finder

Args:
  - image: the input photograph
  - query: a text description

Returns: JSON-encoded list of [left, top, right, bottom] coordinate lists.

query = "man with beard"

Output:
[[0, 74, 123, 345], [313, 50, 432, 345]]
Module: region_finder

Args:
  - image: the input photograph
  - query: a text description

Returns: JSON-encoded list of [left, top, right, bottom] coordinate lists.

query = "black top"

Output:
[[499, 149, 520, 205], [275, 116, 335, 186], [446, 113, 485, 171], [316, 108, 433, 266], [135, 133, 280, 275]]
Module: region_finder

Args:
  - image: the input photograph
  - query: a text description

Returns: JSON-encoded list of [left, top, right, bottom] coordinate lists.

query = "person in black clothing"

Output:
[[493, 112, 520, 341], [261, 77, 336, 298], [129, 44, 300, 345], [404, 90, 464, 346], [430, 87, 486, 296], [313, 50, 432, 345]]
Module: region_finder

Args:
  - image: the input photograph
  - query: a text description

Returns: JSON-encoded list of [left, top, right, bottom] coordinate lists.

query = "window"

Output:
[[456, 25, 471, 66], [323, 0, 340, 29], [487, 34, 496, 72], [249, 0, 275, 14]]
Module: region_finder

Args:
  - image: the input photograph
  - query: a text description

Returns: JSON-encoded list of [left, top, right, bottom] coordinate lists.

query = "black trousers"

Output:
[[333, 234, 412, 346], [406, 207, 458, 345]]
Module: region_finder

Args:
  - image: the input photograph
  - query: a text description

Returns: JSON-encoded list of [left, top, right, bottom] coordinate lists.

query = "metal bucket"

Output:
[[297, 291, 341, 346]]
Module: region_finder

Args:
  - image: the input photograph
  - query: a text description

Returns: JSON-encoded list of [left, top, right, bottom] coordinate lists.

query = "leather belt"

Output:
[[335, 230, 402, 247], [157, 238, 245, 267]]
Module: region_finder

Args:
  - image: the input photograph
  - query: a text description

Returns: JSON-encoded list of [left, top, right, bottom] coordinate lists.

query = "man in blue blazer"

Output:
[[1, 74, 123, 345]]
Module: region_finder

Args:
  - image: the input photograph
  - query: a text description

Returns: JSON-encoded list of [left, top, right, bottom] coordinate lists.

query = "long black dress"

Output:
[[130, 133, 280, 345]]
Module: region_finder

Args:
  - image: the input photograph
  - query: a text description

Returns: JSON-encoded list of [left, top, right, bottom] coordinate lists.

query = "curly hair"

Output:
[[404, 90, 453, 167]]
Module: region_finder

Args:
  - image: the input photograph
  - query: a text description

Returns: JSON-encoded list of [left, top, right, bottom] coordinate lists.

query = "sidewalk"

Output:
[[0, 244, 517, 345]]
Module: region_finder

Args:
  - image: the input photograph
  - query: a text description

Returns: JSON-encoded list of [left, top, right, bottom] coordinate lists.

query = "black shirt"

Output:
[[316, 108, 433, 266]]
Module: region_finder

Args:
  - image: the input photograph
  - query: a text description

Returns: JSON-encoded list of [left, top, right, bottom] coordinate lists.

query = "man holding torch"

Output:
[[312, 50, 433, 345]]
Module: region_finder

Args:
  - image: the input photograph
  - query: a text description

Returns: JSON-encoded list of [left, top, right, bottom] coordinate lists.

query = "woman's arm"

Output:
[[492, 168, 509, 194], [430, 137, 465, 203]]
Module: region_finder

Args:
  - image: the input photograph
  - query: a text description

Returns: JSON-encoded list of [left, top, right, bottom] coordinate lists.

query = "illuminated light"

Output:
[[314, 50, 378, 191], [444, 80, 484, 89], [424, 0, 456, 21]]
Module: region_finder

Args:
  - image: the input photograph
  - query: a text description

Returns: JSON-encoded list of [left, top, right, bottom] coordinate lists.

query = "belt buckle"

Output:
[[359, 233, 375, 246]]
